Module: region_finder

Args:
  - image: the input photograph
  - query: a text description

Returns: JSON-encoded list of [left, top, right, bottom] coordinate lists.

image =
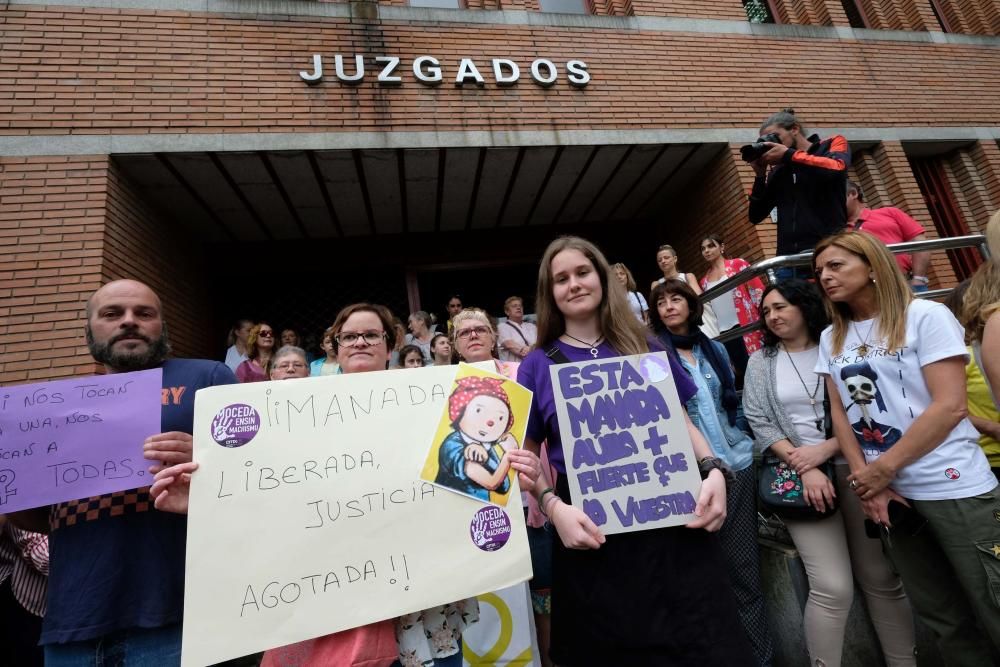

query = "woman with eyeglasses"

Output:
[[235, 322, 275, 383], [814, 231, 1000, 662], [451, 307, 556, 666], [151, 303, 543, 667], [269, 346, 311, 380]]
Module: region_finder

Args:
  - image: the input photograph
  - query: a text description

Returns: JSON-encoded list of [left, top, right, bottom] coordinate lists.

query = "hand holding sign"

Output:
[[150, 461, 198, 513], [549, 499, 606, 550], [686, 459, 727, 532], [550, 353, 704, 536], [143, 431, 194, 473]]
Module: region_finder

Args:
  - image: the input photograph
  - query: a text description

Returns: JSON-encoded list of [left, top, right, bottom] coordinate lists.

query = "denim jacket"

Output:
[[679, 341, 754, 472]]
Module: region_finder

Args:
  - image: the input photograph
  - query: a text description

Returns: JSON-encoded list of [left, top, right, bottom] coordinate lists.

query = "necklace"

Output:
[[782, 344, 823, 432], [562, 332, 604, 358], [852, 318, 877, 357]]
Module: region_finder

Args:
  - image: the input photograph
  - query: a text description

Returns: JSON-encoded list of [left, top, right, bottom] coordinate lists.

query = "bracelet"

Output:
[[698, 456, 735, 485], [911, 275, 929, 284], [540, 493, 560, 518], [537, 486, 556, 506]]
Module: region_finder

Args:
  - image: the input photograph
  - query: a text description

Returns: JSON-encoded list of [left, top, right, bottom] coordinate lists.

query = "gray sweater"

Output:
[[743, 348, 814, 453]]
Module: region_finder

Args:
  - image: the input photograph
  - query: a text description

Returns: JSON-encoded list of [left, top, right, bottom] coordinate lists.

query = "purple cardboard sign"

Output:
[[549, 353, 703, 536], [0, 368, 163, 512]]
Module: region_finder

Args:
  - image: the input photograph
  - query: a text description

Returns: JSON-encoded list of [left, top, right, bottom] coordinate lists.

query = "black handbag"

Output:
[[757, 385, 839, 520]]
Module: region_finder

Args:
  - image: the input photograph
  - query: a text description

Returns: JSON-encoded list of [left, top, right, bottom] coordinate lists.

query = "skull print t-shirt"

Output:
[[816, 298, 995, 500]]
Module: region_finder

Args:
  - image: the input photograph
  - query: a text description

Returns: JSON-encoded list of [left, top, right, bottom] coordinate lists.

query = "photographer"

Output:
[[747, 109, 851, 279]]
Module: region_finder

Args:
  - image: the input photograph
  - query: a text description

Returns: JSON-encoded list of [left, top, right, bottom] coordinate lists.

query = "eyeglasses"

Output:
[[456, 326, 491, 340], [257, 330, 274, 338], [335, 331, 386, 347], [275, 362, 307, 371]]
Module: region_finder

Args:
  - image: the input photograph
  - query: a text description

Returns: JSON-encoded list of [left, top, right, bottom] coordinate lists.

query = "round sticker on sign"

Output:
[[639, 355, 671, 383], [210, 403, 261, 448], [470, 506, 512, 552]]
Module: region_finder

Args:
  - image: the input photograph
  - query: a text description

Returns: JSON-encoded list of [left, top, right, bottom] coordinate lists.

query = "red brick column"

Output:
[[0, 156, 107, 383], [853, 141, 957, 288], [669, 145, 770, 277], [0, 155, 214, 384]]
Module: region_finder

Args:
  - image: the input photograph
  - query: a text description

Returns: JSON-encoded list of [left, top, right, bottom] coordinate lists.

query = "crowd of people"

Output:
[[3, 107, 999, 667]]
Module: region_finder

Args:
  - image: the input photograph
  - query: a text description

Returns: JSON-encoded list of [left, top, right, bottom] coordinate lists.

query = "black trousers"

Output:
[[0, 578, 43, 667]]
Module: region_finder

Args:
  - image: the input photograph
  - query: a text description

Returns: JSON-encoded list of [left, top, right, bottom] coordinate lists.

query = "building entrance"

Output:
[[111, 141, 725, 358]]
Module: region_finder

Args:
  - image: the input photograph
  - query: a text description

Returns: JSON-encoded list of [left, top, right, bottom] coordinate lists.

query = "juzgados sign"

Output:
[[299, 54, 590, 88]]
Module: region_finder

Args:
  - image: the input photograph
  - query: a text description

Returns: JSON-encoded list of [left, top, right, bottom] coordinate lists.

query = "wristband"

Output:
[[911, 275, 929, 284], [698, 456, 734, 485], [540, 493, 560, 518], [537, 486, 556, 506]]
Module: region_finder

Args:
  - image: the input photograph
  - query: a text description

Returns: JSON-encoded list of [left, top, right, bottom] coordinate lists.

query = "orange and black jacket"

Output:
[[748, 134, 851, 256]]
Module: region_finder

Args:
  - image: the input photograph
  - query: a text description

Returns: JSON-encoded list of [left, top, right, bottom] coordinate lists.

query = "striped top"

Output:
[[0, 522, 49, 617]]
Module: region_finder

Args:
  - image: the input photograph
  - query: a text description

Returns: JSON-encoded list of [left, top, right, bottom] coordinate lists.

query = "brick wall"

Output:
[[850, 141, 958, 287], [933, 0, 1000, 35], [102, 160, 214, 362], [0, 156, 107, 383], [667, 145, 769, 278], [2, 7, 1000, 137], [0, 155, 213, 384]]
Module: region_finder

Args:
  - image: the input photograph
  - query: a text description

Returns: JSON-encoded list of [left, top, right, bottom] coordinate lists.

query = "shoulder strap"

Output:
[[504, 321, 531, 347], [545, 345, 572, 365]]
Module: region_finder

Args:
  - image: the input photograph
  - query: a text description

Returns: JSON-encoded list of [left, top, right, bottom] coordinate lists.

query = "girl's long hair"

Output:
[[611, 262, 638, 292], [961, 260, 1000, 344], [813, 232, 911, 356], [535, 236, 649, 356]]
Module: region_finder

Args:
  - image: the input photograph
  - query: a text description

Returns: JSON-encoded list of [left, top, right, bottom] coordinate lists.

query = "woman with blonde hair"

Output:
[[813, 231, 1000, 661], [235, 322, 275, 383], [611, 262, 648, 324], [153, 303, 542, 667], [450, 308, 502, 365], [959, 254, 1000, 479], [518, 235, 749, 664]]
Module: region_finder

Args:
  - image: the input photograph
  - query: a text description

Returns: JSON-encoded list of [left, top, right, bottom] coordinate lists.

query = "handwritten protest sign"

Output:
[[0, 369, 162, 512], [183, 364, 532, 667], [549, 352, 701, 536], [420, 364, 532, 507]]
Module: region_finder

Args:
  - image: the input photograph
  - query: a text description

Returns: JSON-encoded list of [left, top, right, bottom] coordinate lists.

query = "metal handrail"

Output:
[[698, 233, 990, 344]]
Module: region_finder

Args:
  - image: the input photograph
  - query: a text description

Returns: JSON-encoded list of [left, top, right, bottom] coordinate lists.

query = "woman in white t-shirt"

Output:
[[813, 231, 1000, 661], [611, 262, 648, 325], [744, 279, 915, 667]]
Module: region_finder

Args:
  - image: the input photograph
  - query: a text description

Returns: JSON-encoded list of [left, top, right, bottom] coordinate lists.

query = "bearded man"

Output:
[[10, 279, 235, 666]]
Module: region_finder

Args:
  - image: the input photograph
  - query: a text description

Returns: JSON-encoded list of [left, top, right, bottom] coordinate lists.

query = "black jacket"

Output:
[[748, 134, 851, 256]]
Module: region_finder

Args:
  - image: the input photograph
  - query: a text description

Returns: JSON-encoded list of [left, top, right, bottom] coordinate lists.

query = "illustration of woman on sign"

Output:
[[435, 376, 518, 503]]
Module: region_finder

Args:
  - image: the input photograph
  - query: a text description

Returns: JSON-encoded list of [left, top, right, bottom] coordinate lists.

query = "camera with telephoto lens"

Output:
[[740, 132, 782, 163]]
